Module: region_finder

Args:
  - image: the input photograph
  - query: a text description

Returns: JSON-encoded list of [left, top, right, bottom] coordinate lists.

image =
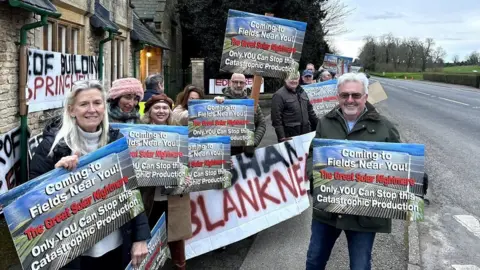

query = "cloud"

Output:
[[365, 11, 406, 20], [409, 18, 464, 25]]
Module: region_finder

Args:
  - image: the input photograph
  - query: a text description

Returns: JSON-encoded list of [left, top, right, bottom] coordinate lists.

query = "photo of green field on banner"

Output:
[[312, 139, 425, 222]]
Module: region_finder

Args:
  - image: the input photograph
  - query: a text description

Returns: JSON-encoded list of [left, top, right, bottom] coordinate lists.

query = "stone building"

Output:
[[0, 1, 174, 267], [131, 0, 185, 98]]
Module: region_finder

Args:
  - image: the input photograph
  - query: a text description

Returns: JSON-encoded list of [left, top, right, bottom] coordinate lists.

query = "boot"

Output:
[[168, 240, 186, 270]]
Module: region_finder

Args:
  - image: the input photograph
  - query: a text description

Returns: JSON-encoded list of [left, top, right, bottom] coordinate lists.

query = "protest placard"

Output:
[[303, 80, 338, 118], [126, 213, 168, 270], [220, 9, 307, 79], [111, 123, 188, 191], [0, 138, 145, 270], [0, 126, 21, 197], [27, 48, 98, 112], [185, 132, 315, 259], [188, 99, 255, 147], [312, 139, 425, 221], [304, 79, 389, 117], [180, 136, 232, 195], [322, 53, 353, 77]]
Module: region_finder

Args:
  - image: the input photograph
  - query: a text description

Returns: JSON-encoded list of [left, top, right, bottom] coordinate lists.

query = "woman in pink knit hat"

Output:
[[107, 78, 145, 123]]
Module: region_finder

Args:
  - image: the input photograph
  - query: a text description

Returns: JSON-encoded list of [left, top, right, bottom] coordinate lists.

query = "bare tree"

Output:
[[420, 38, 435, 71], [320, 0, 355, 37], [432, 46, 447, 64], [453, 54, 460, 64], [466, 51, 479, 65], [357, 34, 449, 71]]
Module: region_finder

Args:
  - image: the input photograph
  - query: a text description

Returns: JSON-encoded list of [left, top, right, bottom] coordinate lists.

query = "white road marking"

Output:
[[412, 90, 431, 96], [452, 265, 480, 270], [437, 97, 470, 106], [473, 106, 480, 109], [454, 215, 480, 238]]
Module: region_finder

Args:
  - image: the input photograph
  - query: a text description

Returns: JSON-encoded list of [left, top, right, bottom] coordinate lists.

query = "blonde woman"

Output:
[[142, 93, 192, 270], [29, 79, 150, 270]]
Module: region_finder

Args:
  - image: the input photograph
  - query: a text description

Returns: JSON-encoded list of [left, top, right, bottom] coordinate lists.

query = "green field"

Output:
[[371, 66, 480, 81], [441, 65, 480, 73]]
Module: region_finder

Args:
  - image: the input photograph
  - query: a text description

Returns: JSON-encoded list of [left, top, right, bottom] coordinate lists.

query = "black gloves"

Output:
[[244, 146, 255, 158]]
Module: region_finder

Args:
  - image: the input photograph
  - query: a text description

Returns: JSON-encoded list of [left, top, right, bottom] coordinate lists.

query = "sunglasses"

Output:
[[339, 92, 364, 99]]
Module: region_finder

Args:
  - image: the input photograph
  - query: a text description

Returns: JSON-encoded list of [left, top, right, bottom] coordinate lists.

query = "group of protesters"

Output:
[[27, 59, 408, 270]]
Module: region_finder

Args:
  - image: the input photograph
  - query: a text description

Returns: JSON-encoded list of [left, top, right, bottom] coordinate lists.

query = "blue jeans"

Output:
[[306, 219, 376, 270]]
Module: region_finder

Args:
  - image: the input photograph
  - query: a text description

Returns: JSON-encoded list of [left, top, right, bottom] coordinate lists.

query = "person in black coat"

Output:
[[29, 79, 150, 270]]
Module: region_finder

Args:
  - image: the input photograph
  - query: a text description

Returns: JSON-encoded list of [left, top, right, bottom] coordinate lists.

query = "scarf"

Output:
[[108, 103, 140, 124]]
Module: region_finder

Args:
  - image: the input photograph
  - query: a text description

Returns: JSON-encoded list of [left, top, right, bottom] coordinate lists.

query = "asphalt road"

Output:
[[372, 77, 480, 270]]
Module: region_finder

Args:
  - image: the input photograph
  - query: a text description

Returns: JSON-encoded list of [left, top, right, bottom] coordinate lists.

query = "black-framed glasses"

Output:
[[339, 92, 364, 99]]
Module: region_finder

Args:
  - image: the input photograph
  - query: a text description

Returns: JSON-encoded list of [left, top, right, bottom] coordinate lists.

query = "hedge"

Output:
[[423, 73, 480, 88]]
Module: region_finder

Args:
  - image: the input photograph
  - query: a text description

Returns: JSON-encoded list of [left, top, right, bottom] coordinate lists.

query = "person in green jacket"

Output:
[[306, 72, 401, 270]]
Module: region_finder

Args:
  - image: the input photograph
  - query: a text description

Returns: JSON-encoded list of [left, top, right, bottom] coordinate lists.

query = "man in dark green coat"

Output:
[[306, 72, 401, 270]]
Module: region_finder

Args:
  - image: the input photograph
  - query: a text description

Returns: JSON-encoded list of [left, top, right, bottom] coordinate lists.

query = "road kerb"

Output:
[[407, 219, 422, 268]]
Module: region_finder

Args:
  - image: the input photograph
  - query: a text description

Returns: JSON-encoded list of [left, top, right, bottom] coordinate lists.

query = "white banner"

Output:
[[185, 132, 315, 259], [209, 78, 264, 95], [27, 48, 98, 112], [0, 126, 21, 195]]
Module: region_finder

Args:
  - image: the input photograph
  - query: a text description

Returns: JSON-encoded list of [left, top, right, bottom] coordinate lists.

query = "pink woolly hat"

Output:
[[108, 78, 144, 101]]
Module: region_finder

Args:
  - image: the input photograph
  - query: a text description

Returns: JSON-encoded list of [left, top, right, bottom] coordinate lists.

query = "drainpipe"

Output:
[[98, 30, 116, 81], [13, 0, 61, 184]]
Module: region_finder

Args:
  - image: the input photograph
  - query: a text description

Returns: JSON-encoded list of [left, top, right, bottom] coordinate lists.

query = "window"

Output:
[[117, 39, 124, 78], [111, 38, 126, 81], [43, 20, 83, 54], [43, 22, 53, 51], [58, 25, 66, 53], [71, 28, 79, 54]]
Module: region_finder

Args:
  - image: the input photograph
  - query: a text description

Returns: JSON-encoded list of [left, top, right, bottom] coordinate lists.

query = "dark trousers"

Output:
[[306, 219, 376, 270], [79, 246, 123, 270]]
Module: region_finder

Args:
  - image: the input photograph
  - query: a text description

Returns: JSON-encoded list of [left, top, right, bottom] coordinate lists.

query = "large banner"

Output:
[[185, 132, 315, 259], [303, 80, 338, 118], [27, 48, 98, 112], [312, 139, 425, 221], [220, 9, 307, 79], [0, 126, 21, 196], [322, 53, 353, 77], [189, 99, 255, 147], [111, 124, 188, 192], [209, 78, 264, 95], [126, 213, 168, 270], [0, 138, 145, 270]]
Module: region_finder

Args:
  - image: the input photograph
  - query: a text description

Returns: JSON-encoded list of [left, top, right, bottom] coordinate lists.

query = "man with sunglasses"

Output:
[[306, 72, 401, 270]]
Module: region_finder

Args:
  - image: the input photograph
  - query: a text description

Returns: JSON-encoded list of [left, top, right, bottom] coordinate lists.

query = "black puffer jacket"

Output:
[[271, 85, 318, 141], [29, 117, 151, 268]]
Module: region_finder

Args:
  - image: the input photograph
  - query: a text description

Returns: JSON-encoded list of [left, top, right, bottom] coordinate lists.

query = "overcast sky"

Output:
[[331, 0, 480, 62]]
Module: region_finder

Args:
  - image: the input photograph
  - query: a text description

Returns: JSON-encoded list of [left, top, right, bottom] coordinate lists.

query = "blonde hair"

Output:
[[49, 80, 109, 156], [141, 104, 174, 125]]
